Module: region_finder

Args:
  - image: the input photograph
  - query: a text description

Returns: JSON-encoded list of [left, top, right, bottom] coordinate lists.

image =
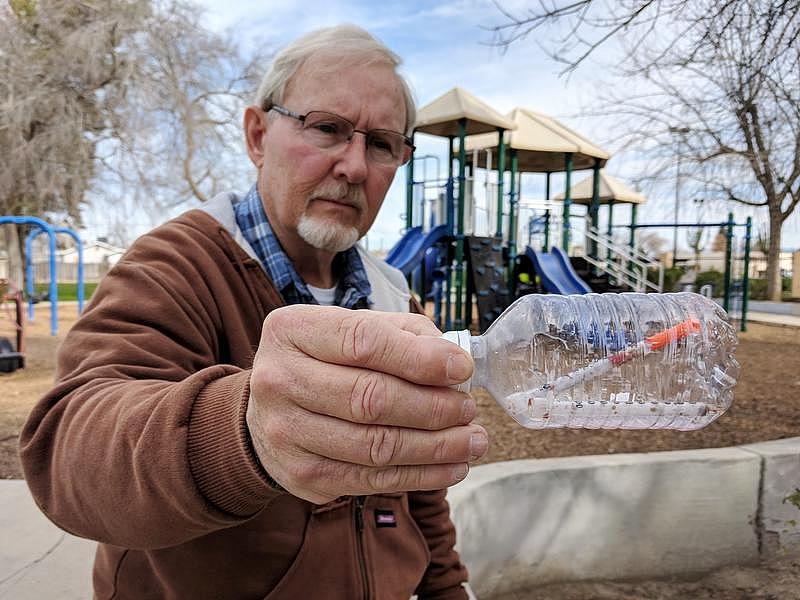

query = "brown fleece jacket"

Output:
[[19, 208, 468, 599]]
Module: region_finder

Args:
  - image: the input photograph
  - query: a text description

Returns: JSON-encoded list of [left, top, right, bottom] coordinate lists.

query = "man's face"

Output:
[[256, 56, 407, 255]]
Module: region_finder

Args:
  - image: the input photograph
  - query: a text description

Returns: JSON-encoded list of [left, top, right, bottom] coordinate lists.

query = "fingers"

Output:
[[247, 395, 487, 505], [283, 358, 475, 430], [298, 411, 488, 467], [249, 305, 484, 504], [265, 305, 473, 386], [289, 459, 471, 505]]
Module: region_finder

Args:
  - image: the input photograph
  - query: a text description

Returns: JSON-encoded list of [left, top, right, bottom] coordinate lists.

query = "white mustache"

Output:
[[309, 183, 367, 212]]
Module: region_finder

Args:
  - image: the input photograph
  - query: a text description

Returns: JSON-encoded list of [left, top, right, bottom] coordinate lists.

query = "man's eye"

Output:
[[310, 122, 341, 135], [369, 135, 395, 155]]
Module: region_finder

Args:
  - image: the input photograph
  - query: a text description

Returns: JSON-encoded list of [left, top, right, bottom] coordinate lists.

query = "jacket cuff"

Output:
[[187, 369, 283, 516]]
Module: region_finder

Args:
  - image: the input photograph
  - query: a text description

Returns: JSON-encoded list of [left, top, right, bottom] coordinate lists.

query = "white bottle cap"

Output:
[[441, 329, 472, 393]]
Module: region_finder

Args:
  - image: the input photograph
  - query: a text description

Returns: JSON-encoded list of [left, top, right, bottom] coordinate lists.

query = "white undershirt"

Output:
[[307, 283, 337, 306]]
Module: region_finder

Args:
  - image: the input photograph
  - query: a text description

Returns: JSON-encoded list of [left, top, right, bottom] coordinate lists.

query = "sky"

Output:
[[90, 0, 799, 254]]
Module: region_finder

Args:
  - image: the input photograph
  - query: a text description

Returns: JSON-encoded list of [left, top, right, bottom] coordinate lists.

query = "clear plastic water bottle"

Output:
[[443, 292, 739, 431]]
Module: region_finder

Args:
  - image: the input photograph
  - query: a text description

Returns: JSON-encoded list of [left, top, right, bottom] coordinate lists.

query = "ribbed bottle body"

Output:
[[469, 292, 739, 431]]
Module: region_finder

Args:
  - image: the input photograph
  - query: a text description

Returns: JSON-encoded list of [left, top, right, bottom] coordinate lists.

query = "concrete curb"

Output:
[[2, 437, 798, 598], [447, 436, 800, 599]]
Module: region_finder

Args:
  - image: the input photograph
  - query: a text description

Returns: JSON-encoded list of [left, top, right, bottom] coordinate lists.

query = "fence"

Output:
[[670, 250, 794, 279], [0, 259, 111, 284]]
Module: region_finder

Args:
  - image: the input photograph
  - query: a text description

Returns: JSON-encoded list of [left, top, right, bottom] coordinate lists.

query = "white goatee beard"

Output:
[[297, 181, 367, 252], [297, 213, 361, 253]]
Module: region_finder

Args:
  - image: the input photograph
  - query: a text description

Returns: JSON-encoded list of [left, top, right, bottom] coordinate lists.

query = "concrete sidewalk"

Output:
[[4, 438, 799, 599], [747, 311, 800, 327], [0, 481, 94, 599]]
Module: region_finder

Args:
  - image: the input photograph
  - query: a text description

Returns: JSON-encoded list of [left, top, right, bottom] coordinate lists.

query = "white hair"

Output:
[[254, 24, 416, 135]]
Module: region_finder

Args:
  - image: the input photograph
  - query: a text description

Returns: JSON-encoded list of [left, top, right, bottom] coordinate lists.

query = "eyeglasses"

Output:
[[266, 104, 414, 167]]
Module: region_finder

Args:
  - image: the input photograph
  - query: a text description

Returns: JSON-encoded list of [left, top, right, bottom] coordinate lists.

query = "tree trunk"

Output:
[[1, 224, 25, 292], [766, 210, 783, 302]]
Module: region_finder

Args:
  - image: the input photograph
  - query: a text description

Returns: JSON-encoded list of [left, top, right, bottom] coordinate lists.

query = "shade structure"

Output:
[[414, 87, 516, 137], [554, 171, 646, 205], [462, 107, 610, 171]]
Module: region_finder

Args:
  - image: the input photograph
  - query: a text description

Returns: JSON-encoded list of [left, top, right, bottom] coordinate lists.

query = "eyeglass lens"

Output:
[[301, 111, 408, 165]]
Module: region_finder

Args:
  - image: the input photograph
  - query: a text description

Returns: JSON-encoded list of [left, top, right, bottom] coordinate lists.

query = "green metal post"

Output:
[[723, 212, 734, 312], [448, 137, 454, 179], [405, 131, 415, 230], [447, 136, 455, 229], [508, 150, 518, 260], [444, 136, 454, 330], [455, 118, 467, 329], [562, 153, 573, 251], [496, 129, 506, 237], [544, 172, 551, 250], [590, 159, 601, 261], [628, 204, 638, 274], [606, 200, 615, 262], [741, 216, 752, 332]]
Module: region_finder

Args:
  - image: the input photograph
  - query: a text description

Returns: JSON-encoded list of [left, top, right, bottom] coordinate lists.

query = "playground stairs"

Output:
[[582, 226, 665, 293], [465, 236, 511, 333], [569, 256, 630, 293]]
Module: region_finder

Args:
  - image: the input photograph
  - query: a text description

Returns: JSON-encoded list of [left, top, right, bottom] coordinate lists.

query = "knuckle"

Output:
[[349, 372, 387, 423], [259, 415, 283, 445], [367, 426, 403, 467], [427, 391, 449, 429], [292, 458, 325, 489], [262, 306, 294, 336], [365, 465, 404, 491], [255, 364, 290, 396], [339, 314, 376, 363], [430, 435, 450, 463], [262, 306, 311, 347]]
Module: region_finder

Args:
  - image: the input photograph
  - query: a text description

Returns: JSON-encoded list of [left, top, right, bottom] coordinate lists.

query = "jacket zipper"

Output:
[[354, 495, 370, 600]]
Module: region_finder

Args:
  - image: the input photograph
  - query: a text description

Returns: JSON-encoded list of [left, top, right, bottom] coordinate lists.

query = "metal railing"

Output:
[[583, 226, 664, 293]]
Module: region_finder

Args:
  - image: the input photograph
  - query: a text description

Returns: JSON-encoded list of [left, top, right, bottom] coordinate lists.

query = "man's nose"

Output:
[[332, 133, 369, 184]]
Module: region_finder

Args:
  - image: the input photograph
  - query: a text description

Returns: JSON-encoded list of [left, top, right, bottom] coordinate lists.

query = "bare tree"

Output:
[[99, 0, 268, 227], [0, 0, 267, 283], [491, 0, 799, 74], [492, 1, 800, 301], [0, 0, 148, 283], [687, 229, 705, 268]]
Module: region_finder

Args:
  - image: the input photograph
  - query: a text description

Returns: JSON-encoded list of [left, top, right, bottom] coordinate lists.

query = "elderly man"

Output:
[[20, 24, 486, 600]]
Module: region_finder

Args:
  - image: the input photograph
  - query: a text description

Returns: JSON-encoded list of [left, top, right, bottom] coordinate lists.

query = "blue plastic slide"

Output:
[[385, 226, 422, 265], [550, 246, 593, 293], [386, 224, 449, 276], [525, 246, 592, 294]]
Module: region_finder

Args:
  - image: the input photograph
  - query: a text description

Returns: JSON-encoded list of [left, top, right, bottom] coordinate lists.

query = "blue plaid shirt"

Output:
[[234, 185, 372, 309]]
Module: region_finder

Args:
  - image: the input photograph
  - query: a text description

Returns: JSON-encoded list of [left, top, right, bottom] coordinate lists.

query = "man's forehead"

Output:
[[283, 55, 406, 126]]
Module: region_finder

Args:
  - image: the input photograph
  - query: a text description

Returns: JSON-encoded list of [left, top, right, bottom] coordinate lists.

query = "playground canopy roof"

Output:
[[413, 87, 516, 137], [554, 171, 646, 205], [462, 107, 610, 172]]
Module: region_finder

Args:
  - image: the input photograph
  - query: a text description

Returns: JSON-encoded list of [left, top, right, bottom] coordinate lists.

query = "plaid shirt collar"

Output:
[[233, 185, 372, 308]]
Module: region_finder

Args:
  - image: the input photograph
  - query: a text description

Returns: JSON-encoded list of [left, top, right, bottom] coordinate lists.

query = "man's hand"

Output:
[[246, 305, 487, 504]]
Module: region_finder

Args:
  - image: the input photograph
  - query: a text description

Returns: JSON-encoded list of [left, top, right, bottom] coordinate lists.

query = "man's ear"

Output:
[[244, 106, 268, 168]]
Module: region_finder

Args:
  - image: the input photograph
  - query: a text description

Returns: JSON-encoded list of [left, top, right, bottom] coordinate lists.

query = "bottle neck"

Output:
[[469, 334, 487, 390], [441, 330, 487, 392]]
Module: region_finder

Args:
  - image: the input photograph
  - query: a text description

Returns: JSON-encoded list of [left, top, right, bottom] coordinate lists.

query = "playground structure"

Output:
[[0, 217, 84, 372], [387, 87, 753, 333]]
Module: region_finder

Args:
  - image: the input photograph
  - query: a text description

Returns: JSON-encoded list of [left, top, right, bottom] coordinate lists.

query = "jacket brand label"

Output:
[[374, 509, 397, 528]]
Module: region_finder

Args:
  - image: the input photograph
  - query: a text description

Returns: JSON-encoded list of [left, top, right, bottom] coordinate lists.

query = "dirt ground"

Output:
[[1, 302, 799, 598]]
